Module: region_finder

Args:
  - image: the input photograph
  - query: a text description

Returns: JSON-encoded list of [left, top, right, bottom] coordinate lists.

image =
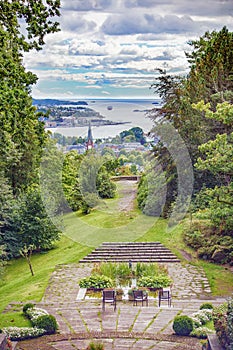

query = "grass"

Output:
[[197, 260, 233, 297], [62, 209, 156, 246], [0, 312, 31, 328], [0, 235, 91, 313]]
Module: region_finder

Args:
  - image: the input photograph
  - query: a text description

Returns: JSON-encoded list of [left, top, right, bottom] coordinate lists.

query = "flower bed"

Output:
[[1, 305, 58, 341]]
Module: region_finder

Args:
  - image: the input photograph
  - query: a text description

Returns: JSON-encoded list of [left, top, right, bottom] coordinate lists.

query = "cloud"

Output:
[[125, 0, 170, 8], [26, 0, 233, 99], [68, 40, 107, 56], [101, 13, 199, 35], [61, 0, 113, 12], [60, 12, 96, 32], [124, 0, 233, 17]]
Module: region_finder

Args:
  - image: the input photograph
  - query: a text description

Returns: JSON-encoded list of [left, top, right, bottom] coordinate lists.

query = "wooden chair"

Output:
[[132, 290, 148, 306], [102, 289, 116, 311], [158, 288, 171, 307]]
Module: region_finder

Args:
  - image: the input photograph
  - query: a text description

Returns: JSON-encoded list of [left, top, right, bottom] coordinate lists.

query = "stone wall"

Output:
[[0, 335, 7, 350]]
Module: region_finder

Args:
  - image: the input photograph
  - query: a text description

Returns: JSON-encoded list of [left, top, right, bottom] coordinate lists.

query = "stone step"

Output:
[[80, 242, 180, 264], [80, 258, 180, 263], [86, 252, 176, 256], [94, 248, 172, 253]]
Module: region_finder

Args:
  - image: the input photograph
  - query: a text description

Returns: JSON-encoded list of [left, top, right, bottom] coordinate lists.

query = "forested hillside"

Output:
[[138, 26, 233, 264]]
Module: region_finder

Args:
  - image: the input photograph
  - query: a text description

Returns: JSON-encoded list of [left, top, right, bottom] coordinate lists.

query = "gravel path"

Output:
[[117, 180, 138, 212]]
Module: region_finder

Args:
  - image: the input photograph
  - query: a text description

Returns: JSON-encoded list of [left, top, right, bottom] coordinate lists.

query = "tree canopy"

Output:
[[0, 0, 61, 266]]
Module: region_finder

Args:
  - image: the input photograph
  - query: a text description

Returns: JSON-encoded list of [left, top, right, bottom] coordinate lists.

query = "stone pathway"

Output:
[[14, 261, 227, 350]]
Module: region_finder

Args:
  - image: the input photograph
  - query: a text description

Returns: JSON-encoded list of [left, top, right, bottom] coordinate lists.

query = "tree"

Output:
[[0, 0, 60, 51], [0, 245, 6, 277], [19, 244, 35, 276], [194, 101, 233, 233], [149, 27, 233, 215], [16, 186, 61, 251], [96, 168, 116, 199], [62, 151, 84, 211], [0, 1, 60, 193]]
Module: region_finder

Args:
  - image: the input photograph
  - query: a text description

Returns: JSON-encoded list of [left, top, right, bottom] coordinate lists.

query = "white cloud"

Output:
[[101, 13, 199, 35], [24, 0, 233, 98]]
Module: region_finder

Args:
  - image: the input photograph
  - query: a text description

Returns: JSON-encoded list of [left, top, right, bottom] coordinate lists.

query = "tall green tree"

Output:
[[194, 101, 233, 233], [0, 0, 61, 260], [149, 27, 233, 215], [0, 1, 60, 193]]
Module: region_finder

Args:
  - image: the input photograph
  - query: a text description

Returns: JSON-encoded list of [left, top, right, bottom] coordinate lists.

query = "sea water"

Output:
[[46, 99, 160, 139]]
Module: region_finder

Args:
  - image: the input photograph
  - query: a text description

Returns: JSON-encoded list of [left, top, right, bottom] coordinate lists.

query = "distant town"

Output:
[[34, 99, 130, 128]]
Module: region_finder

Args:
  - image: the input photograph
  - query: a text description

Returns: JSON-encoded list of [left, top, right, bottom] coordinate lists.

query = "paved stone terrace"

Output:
[[15, 261, 227, 350]]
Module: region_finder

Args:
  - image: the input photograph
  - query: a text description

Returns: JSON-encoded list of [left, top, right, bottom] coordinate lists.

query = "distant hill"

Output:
[[32, 98, 88, 106]]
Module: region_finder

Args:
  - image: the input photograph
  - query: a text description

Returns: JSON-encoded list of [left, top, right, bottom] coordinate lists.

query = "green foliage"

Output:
[[183, 220, 233, 264], [149, 27, 233, 220], [190, 326, 215, 339], [137, 275, 172, 289], [172, 315, 194, 336], [22, 303, 35, 314], [96, 168, 116, 199], [86, 341, 104, 350], [227, 298, 233, 350], [62, 151, 84, 211], [78, 275, 114, 289], [33, 315, 58, 335], [0, 0, 61, 267], [137, 159, 167, 217], [0, 0, 61, 51], [135, 262, 167, 278], [1, 326, 46, 341], [200, 303, 214, 310], [213, 302, 228, 348], [0, 245, 6, 277], [93, 262, 118, 280], [120, 127, 146, 144], [2, 305, 58, 340]]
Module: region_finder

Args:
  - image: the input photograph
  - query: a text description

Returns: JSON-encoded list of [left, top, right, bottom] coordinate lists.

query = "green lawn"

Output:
[[0, 235, 91, 314]]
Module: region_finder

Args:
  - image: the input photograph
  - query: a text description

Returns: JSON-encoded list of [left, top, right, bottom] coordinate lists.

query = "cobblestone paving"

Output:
[[20, 261, 227, 350]]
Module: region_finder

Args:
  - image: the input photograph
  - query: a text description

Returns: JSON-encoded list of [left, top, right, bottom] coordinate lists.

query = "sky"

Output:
[[24, 0, 233, 100]]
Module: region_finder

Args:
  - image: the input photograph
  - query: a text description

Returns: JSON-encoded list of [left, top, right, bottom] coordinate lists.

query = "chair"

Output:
[[132, 290, 148, 306], [158, 288, 172, 307], [102, 289, 116, 311]]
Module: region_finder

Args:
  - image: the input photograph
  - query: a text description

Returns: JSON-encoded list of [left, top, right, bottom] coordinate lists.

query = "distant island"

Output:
[[33, 98, 130, 128], [32, 98, 88, 106]]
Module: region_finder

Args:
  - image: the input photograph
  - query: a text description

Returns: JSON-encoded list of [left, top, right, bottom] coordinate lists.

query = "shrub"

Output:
[[25, 307, 49, 322], [135, 262, 167, 278], [33, 315, 58, 335], [173, 315, 193, 336], [200, 303, 214, 310], [2, 327, 46, 341], [79, 275, 114, 289], [191, 309, 213, 327], [190, 326, 215, 339], [137, 275, 172, 289], [22, 303, 35, 314], [86, 341, 104, 350], [227, 298, 233, 350], [183, 229, 205, 250], [213, 302, 228, 349]]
